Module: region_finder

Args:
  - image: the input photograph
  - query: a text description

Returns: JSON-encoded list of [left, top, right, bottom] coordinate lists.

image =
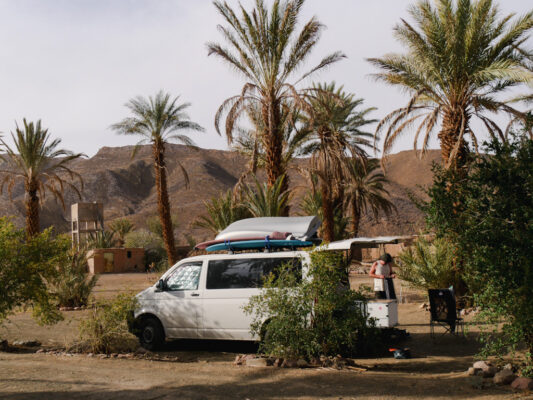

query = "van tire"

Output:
[[139, 317, 164, 351]]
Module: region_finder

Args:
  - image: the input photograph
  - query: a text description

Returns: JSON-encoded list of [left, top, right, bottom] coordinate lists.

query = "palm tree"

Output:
[[300, 82, 375, 242], [299, 177, 349, 240], [208, 0, 345, 189], [193, 190, 252, 235], [241, 175, 290, 217], [369, 0, 533, 169], [0, 119, 84, 237], [86, 230, 118, 249], [344, 158, 396, 237], [111, 91, 204, 265], [108, 218, 134, 247]]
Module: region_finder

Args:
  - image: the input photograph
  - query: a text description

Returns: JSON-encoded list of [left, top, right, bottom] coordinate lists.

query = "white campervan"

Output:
[[130, 250, 309, 350]]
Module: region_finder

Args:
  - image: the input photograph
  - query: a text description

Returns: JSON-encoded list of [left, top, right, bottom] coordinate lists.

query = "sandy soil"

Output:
[[0, 274, 523, 399]]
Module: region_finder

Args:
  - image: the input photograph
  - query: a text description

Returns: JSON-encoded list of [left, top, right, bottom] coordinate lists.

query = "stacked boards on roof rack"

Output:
[[195, 216, 322, 252], [205, 239, 313, 252]]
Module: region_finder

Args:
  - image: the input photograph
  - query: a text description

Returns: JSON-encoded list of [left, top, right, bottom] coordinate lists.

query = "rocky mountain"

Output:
[[0, 144, 441, 243]]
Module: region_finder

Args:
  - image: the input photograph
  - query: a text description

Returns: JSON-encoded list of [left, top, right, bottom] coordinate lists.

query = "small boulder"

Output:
[[296, 359, 309, 368], [493, 369, 516, 385], [503, 363, 514, 371], [12, 340, 41, 347], [511, 377, 533, 391], [467, 367, 481, 376], [282, 359, 299, 368], [482, 366, 498, 378], [246, 357, 268, 367], [273, 358, 284, 367], [473, 360, 492, 371]]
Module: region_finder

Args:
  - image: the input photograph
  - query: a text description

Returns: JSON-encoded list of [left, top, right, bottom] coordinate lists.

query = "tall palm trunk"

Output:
[[153, 141, 177, 265], [320, 181, 334, 242], [438, 109, 470, 169], [351, 200, 361, 238], [263, 100, 289, 215], [25, 179, 40, 238]]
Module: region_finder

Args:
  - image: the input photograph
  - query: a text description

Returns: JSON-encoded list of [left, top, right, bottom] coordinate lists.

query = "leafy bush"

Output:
[[245, 249, 375, 359], [49, 248, 99, 308], [79, 293, 138, 354], [124, 229, 166, 271], [424, 134, 533, 373], [0, 218, 70, 325], [398, 236, 460, 291]]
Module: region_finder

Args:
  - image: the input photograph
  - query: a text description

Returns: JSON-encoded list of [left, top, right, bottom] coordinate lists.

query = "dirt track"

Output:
[[0, 274, 522, 399]]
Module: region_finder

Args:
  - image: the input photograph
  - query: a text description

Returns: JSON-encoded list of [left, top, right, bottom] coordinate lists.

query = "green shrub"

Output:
[[398, 236, 460, 292], [0, 218, 70, 325], [79, 293, 138, 354], [244, 249, 375, 359], [49, 248, 98, 308]]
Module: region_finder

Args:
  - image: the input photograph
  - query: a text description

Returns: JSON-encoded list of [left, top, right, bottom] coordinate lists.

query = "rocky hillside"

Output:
[[0, 145, 441, 243]]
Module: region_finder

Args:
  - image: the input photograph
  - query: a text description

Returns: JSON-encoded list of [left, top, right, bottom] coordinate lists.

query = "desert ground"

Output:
[[0, 274, 525, 400]]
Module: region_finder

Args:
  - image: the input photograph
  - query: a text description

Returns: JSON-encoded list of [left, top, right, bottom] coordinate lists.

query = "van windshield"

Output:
[[206, 257, 301, 289]]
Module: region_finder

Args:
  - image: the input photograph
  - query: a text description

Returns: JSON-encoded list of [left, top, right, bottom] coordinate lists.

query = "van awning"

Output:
[[323, 236, 412, 251]]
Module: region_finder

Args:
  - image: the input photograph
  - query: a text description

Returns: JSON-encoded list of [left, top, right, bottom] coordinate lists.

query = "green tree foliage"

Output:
[[425, 135, 533, 370], [111, 91, 204, 265], [209, 0, 345, 188], [241, 175, 290, 217], [49, 248, 99, 308], [108, 218, 134, 247], [300, 82, 375, 241], [0, 119, 84, 237], [398, 236, 459, 291], [369, 0, 533, 168], [193, 190, 252, 234], [244, 250, 374, 359], [0, 218, 70, 325]]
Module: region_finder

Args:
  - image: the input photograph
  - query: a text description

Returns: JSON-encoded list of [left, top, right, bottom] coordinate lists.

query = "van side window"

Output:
[[166, 262, 202, 291], [206, 258, 301, 289]]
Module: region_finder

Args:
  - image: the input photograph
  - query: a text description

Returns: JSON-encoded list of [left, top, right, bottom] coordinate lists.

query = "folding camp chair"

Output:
[[428, 289, 464, 338]]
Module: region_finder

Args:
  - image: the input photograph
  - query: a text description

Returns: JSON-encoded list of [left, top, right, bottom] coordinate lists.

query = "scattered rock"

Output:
[[36, 349, 45, 354], [281, 359, 298, 368], [511, 377, 533, 391], [59, 307, 74, 311], [493, 369, 516, 385], [246, 358, 268, 367], [503, 363, 514, 371], [296, 359, 309, 368], [482, 366, 498, 378], [467, 367, 481, 376], [12, 340, 41, 347], [273, 358, 284, 367], [0, 340, 8, 351], [73, 307, 82, 311], [473, 360, 492, 372], [87, 353, 94, 357], [110, 353, 118, 358], [266, 357, 276, 366]]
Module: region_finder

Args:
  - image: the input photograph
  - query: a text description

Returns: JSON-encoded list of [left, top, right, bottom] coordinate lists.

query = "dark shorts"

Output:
[[375, 278, 396, 300]]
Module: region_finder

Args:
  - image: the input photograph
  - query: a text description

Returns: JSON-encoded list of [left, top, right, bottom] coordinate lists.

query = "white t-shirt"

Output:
[[374, 261, 392, 291]]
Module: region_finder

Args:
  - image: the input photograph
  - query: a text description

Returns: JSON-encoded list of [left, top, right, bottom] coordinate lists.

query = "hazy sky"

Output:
[[0, 0, 531, 157]]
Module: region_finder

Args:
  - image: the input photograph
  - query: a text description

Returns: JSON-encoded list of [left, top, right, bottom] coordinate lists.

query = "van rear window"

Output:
[[206, 258, 301, 289]]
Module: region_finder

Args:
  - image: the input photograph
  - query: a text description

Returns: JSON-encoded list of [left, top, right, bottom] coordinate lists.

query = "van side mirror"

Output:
[[155, 279, 166, 291]]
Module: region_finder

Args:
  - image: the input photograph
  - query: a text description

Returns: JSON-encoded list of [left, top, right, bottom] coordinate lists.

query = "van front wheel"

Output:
[[139, 317, 164, 351]]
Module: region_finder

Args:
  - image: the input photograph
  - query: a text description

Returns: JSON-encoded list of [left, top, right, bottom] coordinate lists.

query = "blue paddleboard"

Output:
[[206, 239, 313, 252]]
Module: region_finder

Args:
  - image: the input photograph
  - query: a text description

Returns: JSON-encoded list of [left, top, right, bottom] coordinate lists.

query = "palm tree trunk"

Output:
[[25, 179, 40, 238], [320, 181, 334, 242], [351, 200, 360, 237], [438, 109, 470, 169], [153, 141, 177, 265], [263, 100, 290, 215]]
